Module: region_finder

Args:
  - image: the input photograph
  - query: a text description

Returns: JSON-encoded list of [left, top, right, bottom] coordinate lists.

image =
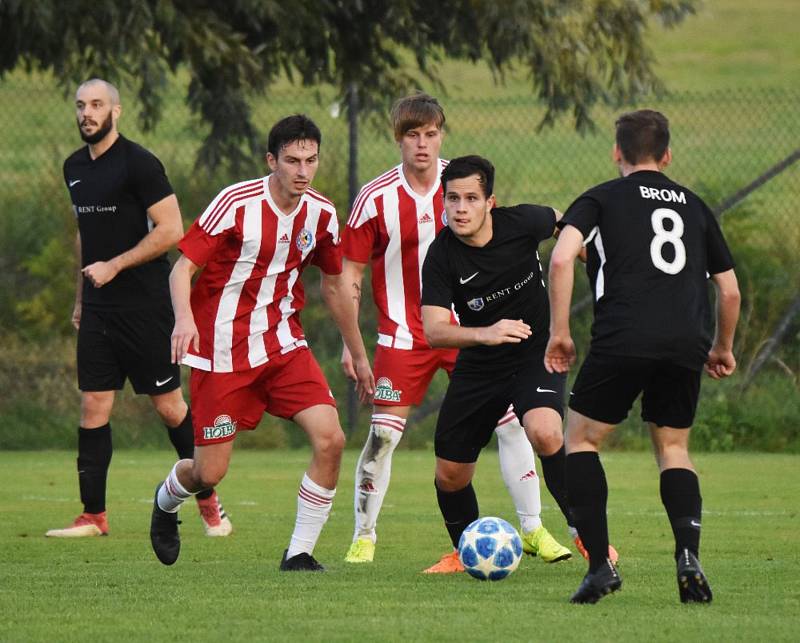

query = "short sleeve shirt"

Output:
[[422, 204, 556, 370], [561, 170, 735, 370], [63, 135, 174, 310]]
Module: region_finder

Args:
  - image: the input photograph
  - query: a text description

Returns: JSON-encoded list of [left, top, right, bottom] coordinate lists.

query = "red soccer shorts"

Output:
[[190, 348, 336, 446], [372, 345, 457, 407]]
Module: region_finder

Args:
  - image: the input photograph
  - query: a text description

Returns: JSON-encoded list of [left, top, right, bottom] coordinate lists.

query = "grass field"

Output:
[[2, 450, 798, 641]]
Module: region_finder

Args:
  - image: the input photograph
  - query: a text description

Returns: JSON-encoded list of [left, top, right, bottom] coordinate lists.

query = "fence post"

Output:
[[346, 82, 360, 436]]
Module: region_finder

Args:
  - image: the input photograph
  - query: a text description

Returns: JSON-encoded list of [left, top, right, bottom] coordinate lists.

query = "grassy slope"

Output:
[[1, 450, 798, 642]]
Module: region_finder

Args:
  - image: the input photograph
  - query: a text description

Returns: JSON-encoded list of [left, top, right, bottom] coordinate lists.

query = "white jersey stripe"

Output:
[[348, 169, 400, 227], [200, 180, 263, 233], [593, 228, 607, 301], [213, 201, 262, 372]]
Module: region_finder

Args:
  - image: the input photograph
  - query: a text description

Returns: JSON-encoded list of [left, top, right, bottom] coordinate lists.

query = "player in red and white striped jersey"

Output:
[[341, 93, 571, 568], [149, 115, 374, 571]]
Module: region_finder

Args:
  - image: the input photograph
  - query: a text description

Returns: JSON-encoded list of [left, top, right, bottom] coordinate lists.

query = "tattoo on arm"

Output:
[[351, 282, 361, 305]]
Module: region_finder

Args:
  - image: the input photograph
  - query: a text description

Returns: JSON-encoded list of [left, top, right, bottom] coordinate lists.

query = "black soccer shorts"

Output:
[[434, 354, 566, 464], [77, 305, 181, 395], [568, 351, 702, 428]]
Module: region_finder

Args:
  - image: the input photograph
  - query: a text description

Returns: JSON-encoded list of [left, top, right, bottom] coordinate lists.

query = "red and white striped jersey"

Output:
[[343, 160, 448, 350], [178, 176, 341, 373]]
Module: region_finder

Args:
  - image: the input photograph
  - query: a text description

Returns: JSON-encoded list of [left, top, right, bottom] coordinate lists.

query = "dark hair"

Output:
[[441, 155, 495, 198], [615, 109, 670, 165], [267, 114, 322, 158], [390, 92, 445, 140]]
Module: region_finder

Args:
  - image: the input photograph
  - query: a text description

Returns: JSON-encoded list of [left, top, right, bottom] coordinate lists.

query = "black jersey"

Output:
[[421, 204, 556, 369], [562, 170, 735, 371], [63, 135, 174, 310]]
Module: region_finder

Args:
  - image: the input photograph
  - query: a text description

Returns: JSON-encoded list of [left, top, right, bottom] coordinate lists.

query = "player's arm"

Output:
[[72, 232, 82, 329], [82, 194, 184, 288], [339, 258, 368, 381], [544, 224, 583, 373], [321, 270, 375, 401], [169, 253, 201, 364], [551, 208, 586, 262], [422, 305, 531, 348], [705, 268, 741, 379]]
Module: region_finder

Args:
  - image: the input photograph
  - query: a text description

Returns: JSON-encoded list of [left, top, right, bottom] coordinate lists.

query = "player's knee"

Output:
[[315, 427, 346, 459], [80, 392, 114, 426], [152, 395, 188, 427]]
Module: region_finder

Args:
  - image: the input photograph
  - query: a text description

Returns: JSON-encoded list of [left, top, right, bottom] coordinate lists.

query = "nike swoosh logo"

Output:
[[536, 386, 556, 393], [459, 272, 479, 284], [690, 520, 701, 528], [155, 376, 174, 387], [69, 179, 81, 187]]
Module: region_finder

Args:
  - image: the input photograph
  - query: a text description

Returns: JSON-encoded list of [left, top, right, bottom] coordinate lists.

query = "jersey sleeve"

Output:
[[128, 147, 174, 209], [513, 204, 557, 242], [703, 205, 736, 274], [421, 237, 454, 309], [561, 188, 604, 239], [342, 195, 379, 263], [178, 185, 241, 267], [311, 208, 343, 274]]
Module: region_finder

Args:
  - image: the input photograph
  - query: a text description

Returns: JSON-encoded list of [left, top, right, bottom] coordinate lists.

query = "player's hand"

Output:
[[705, 346, 736, 380], [82, 260, 119, 288], [544, 334, 576, 373], [171, 316, 200, 364], [351, 353, 375, 403], [71, 302, 81, 330], [477, 319, 532, 346], [341, 344, 357, 381]]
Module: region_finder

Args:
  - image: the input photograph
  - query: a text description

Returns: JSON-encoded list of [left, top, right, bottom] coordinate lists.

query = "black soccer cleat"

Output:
[[570, 558, 622, 604], [279, 549, 325, 572], [150, 483, 181, 566], [677, 548, 713, 603]]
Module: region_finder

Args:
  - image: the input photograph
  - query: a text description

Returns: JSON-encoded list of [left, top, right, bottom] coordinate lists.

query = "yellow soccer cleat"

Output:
[[422, 550, 465, 574], [344, 537, 376, 563], [522, 525, 572, 563]]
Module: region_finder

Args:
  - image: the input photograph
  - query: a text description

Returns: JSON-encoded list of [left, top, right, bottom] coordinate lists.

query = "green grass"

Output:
[[1, 450, 798, 641]]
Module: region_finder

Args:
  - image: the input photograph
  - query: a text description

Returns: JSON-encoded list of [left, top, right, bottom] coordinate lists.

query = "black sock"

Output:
[[660, 468, 702, 559], [166, 408, 212, 500], [566, 451, 609, 573], [435, 481, 479, 549], [78, 424, 112, 514], [538, 445, 571, 525]]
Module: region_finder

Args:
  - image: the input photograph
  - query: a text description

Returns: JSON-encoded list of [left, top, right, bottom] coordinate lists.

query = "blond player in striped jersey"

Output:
[[341, 93, 572, 570], [149, 115, 374, 571]]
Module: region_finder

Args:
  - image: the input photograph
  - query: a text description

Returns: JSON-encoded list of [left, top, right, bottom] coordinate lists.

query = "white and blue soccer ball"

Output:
[[458, 516, 523, 581]]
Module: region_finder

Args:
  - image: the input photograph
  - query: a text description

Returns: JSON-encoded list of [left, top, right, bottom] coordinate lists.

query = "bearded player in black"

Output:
[[546, 109, 740, 604], [420, 155, 584, 571], [47, 79, 232, 539]]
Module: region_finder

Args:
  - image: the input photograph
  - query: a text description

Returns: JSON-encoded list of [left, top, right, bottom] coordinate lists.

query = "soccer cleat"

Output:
[[280, 549, 325, 572], [344, 537, 376, 563], [422, 550, 465, 574], [573, 534, 619, 564], [196, 491, 233, 537], [677, 548, 713, 603], [150, 483, 181, 565], [570, 558, 622, 604], [45, 512, 109, 537], [522, 526, 572, 563]]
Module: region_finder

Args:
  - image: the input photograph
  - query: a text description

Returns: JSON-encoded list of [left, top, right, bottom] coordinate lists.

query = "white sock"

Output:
[[157, 462, 195, 513], [287, 473, 336, 558], [352, 413, 405, 542], [495, 407, 542, 534]]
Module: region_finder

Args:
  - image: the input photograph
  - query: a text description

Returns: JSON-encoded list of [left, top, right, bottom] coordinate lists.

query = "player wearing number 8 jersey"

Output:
[[546, 109, 740, 604]]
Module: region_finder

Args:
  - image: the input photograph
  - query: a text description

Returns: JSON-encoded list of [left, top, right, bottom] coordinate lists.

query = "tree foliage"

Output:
[[1, 0, 695, 169]]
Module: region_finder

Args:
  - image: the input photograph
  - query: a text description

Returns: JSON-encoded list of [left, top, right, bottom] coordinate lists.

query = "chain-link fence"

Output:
[[1, 72, 798, 450]]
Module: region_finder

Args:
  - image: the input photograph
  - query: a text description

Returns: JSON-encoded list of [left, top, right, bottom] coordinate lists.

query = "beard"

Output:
[[78, 112, 114, 144]]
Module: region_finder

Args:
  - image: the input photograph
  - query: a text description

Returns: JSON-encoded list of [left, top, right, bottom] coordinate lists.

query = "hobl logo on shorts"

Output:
[[295, 228, 315, 252], [373, 377, 402, 402], [203, 414, 237, 441]]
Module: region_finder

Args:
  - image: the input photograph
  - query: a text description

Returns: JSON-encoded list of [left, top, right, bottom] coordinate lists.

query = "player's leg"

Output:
[[424, 369, 506, 573], [346, 346, 440, 562], [644, 364, 711, 602], [284, 403, 345, 571], [47, 309, 120, 538], [265, 349, 343, 571], [150, 388, 232, 537], [151, 440, 235, 565]]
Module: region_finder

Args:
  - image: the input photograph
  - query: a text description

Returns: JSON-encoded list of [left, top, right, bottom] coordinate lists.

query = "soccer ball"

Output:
[[458, 517, 523, 581]]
